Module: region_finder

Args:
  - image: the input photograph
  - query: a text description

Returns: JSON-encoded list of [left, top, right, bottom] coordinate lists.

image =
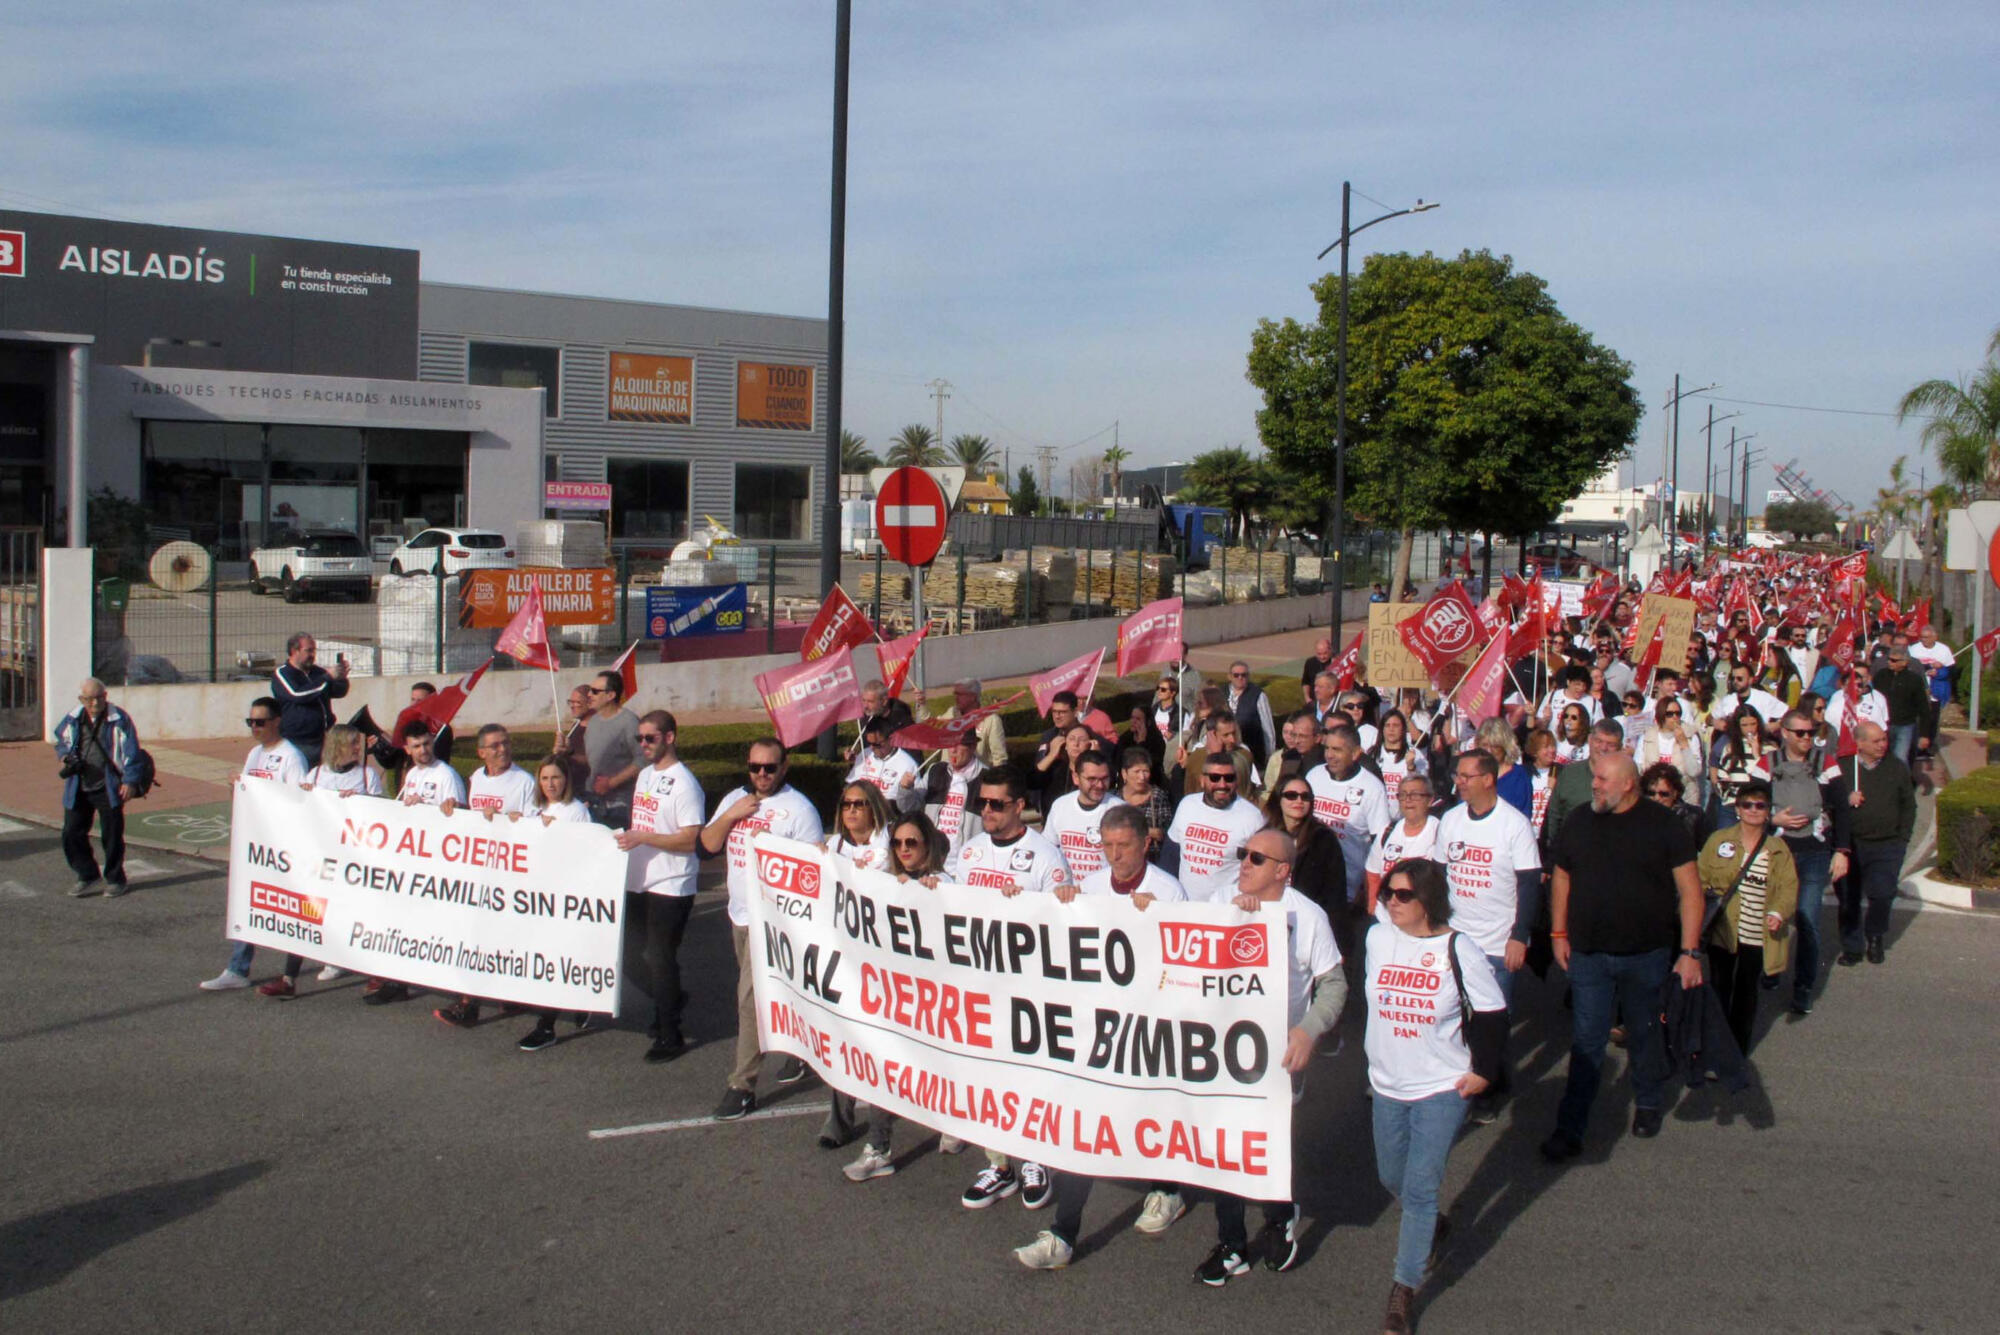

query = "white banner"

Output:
[[748, 835, 1293, 1196], [226, 781, 628, 1013], [1548, 579, 1589, 618]]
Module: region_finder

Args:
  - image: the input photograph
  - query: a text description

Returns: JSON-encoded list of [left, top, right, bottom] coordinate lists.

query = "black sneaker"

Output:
[[362, 982, 409, 1006], [645, 1035, 687, 1064], [1258, 1206, 1301, 1272], [1631, 1108, 1663, 1139], [712, 1088, 754, 1121], [517, 1025, 558, 1052], [960, 1165, 1018, 1209], [1466, 1095, 1498, 1127], [1789, 996, 1814, 1016], [1194, 1242, 1249, 1287], [433, 1002, 479, 1029], [1539, 1130, 1582, 1163], [776, 1057, 810, 1085], [1019, 1162, 1053, 1210]]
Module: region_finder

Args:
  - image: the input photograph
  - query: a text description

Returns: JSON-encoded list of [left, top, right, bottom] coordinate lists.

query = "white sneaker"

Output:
[[1014, 1230, 1073, 1270], [939, 1134, 966, 1155], [199, 970, 252, 991], [316, 965, 346, 981], [843, 1145, 896, 1182], [1134, 1190, 1186, 1235]]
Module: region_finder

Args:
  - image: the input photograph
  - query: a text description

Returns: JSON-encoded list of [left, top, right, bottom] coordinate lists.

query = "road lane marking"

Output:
[[0, 816, 30, 836], [123, 858, 166, 879], [1, 880, 36, 899], [589, 1103, 825, 1140]]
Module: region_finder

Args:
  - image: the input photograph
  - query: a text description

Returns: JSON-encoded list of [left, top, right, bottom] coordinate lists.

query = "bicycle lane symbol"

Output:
[[131, 806, 233, 848]]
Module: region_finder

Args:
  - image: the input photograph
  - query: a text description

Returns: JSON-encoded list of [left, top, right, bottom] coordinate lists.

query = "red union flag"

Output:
[[1825, 616, 1860, 673], [389, 658, 491, 741], [1117, 597, 1183, 677], [755, 645, 866, 747], [1397, 581, 1480, 678], [801, 585, 876, 662], [1330, 630, 1364, 691], [1976, 628, 2000, 669], [1454, 631, 1512, 725], [495, 583, 558, 671], [890, 690, 1027, 751], [1031, 647, 1105, 716], [875, 627, 927, 700]]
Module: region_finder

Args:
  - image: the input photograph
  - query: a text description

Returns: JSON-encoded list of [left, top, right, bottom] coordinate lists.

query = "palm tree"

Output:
[[840, 430, 880, 473], [1898, 325, 2000, 497], [886, 423, 944, 467], [1180, 445, 1272, 543], [948, 433, 997, 476], [1102, 444, 1130, 502]]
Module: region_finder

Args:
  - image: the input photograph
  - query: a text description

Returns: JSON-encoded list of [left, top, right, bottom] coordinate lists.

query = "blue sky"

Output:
[[5, 1, 1995, 512]]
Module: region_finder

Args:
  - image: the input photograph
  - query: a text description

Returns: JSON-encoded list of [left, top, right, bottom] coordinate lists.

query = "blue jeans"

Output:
[[1557, 947, 1672, 1141], [1786, 840, 1832, 1005], [228, 940, 255, 976], [1485, 952, 1516, 1011], [1374, 1089, 1469, 1288], [1887, 724, 1916, 766]]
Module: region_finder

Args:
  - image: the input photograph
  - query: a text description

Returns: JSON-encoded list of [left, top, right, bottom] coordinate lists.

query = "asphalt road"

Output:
[[4, 817, 1996, 1334]]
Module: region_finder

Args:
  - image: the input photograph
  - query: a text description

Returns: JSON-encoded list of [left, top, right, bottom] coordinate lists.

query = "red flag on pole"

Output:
[[609, 640, 641, 704], [1975, 627, 2000, 669], [755, 645, 866, 747], [1835, 676, 1863, 759], [495, 583, 558, 671], [391, 657, 492, 741], [1396, 581, 1480, 681], [1455, 632, 1512, 725], [1901, 597, 1932, 636], [800, 585, 877, 662], [1030, 647, 1105, 716], [1632, 616, 1668, 690], [890, 690, 1028, 751], [1329, 630, 1364, 691], [875, 627, 928, 701], [1117, 597, 1183, 677]]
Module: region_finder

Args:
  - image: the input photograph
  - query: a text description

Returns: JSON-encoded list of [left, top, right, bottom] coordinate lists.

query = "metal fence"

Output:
[[89, 526, 1448, 688], [1, 527, 42, 737]]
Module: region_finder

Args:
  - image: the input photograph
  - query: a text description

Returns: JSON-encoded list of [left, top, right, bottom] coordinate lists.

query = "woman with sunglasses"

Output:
[[1363, 775, 1439, 914], [826, 782, 893, 872], [516, 756, 599, 1052], [1371, 709, 1428, 804], [1636, 697, 1705, 805], [1365, 858, 1507, 1335], [1264, 776, 1346, 919], [1640, 761, 1709, 847], [1794, 691, 1833, 765], [1696, 779, 1798, 1058], [1553, 703, 1591, 766]]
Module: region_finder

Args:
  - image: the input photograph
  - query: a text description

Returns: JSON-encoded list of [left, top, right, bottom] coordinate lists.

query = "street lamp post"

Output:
[[1316, 181, 1438, 647], [1662, 376, 1717, 571], [1699, 405, 1743, 559]]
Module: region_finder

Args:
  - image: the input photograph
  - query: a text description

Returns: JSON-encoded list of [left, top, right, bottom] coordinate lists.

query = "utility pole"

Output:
[[1035, 445, 1059, 517], [816, 0, 851, 762], [926, 378, 952, 456], [1699, 405, 1742, 559]]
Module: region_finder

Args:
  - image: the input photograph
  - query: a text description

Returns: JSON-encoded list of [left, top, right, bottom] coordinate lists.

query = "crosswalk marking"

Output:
[[0, 816, 31, 837], [0, 880, 35, 899], [122, 858, 166, 880], [589, 1104, 825, 1140]]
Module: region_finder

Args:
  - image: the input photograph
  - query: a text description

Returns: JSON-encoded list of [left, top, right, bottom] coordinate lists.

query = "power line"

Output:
[[1687, 392, 1940, 421]]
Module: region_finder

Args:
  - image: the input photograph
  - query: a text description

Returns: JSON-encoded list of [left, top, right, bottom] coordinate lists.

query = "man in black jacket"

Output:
[[272, 632, 349, 768], [1871, 645, 1931, 768], [1838, 722, 1915, 966]]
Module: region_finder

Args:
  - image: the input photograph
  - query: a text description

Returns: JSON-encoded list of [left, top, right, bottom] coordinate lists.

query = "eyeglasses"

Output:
[[1400, 790, 1431, 802], [246, 716, 273, 727], [1230, 670, 1249, 678], [637, 732, 664, 743], [747, 761, 781, 774], [588, 686, 613, 695], [1280, 790, 1312, 802], [1784, 727, 1815, 737], [1661, 710, 1682, 719], [1383, 887, 1420, 904], [840, 798, 869, 809], [1736, 800, 1770, 810], [1646, 787, 1677, 799], [1205, 772, 1237, 784], [1235, 848, 1285, 866], [974, 796, 1016, 812], [891, 836, 925, 849], [78, 694, 105, 703]]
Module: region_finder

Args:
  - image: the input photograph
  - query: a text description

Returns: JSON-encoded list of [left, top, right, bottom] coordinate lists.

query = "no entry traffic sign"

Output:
[[874, 466, 948, 567]]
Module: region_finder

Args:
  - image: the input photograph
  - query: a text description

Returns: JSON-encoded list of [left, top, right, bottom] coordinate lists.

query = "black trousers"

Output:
[[62, 789, 125, 885], [1706, 942, 1765, 1056], [643, 893, 695, 1038]]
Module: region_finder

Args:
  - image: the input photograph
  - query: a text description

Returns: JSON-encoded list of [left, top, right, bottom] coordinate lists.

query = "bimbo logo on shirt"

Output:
[[1160, 922, 1269, 969]]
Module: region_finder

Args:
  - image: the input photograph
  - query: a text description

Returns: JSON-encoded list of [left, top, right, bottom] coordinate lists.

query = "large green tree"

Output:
[[1898, 325, 2000, 499], [1765, 497, 1839, 541], [1247, 248, 1641, 592]]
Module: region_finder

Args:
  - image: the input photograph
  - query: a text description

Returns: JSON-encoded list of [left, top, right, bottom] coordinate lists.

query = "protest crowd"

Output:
[[54, 549, 1941, 1335]]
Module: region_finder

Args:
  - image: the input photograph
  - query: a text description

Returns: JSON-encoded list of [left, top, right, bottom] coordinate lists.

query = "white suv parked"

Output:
[[249, 530, 373, 602], [388, 527, 517, 577]]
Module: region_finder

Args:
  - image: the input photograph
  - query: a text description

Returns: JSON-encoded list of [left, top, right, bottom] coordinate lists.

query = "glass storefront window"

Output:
[[734, 463, 811, 541], [142, 421, 267, 557], [468, 342, 560, 418], [607, 458, 688, 541]]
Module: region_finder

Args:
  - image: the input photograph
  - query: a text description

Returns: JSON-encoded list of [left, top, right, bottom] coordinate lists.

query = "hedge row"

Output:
[[1936, 764, 2000, 881]]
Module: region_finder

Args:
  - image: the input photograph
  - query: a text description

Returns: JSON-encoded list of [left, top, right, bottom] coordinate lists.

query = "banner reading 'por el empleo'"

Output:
[[748, 835, 1293, 1196], [226, 781, 628, 1012]]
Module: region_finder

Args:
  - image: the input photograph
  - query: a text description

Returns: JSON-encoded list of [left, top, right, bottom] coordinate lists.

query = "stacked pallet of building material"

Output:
[[1023, 549, 1077, 620], [855, 570, 912, 604], [1069, 549, 1179, 611], [922, 561, 1028, 619]]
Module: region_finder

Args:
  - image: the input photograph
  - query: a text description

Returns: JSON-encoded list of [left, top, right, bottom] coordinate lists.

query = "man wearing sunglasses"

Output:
[[199, 697, 309, 991], [1712, 661, 1788, 729], [702, 739, 824, 1102], [1751, 709, 1851, 1013], [1305, 723, 1390, 908], [582, 670, 644, 828], [1165, 752, 1268, 904], [1190, 828, 1344, 1285], [1017, 805, 1187, 1269], [614, 713, 706, 1075], [945, 766, 1070, 1212]]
